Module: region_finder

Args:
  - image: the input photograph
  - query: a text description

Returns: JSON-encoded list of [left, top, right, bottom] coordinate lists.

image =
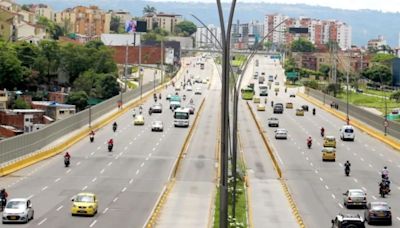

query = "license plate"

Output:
[[78, 210, 86, 213], [378, 212, 385, 216], [10, 216, 16, 220]]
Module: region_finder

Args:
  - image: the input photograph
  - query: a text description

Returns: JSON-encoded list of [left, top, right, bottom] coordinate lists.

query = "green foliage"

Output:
[[390, 91, 400, 102], [14, 41, 39, 68], [73, 70, 97, 96], [361, 64, 392, 85], [319, 64, 330, 77], [34, 40, 60, 83], [284, 57, 296, 72], [94, 73, 120, 99], [66, 91, 89, 111], [143, 5, 157, 14], [37, 16, 65, 40], [263, 41, 273, 50], [12, 97, 31, 109], [291, 38, 315, 52], [175, 20, 197, 36], [303, 80, 319, 89], [371, 53, 395, 65], [142, 28, 169, 41], [110, 16, 121, 34], [0, 43, 25, 89]]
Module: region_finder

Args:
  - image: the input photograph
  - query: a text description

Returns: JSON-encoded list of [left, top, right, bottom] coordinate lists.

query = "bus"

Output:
[[174, 107, 190, 127], [241, 87, 255, 100]]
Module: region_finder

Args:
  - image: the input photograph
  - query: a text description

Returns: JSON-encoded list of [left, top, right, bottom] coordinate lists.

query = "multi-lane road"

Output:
[[246, 55, 400, 227], [0, 57, 211, 228]]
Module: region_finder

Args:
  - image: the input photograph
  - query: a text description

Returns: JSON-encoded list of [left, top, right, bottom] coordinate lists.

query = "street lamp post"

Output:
[[153, 70, 157, 92]]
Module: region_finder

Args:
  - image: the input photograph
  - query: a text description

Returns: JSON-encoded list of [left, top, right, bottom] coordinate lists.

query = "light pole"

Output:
[[346, 50, 350, 125], [153, 69, 157, 92]]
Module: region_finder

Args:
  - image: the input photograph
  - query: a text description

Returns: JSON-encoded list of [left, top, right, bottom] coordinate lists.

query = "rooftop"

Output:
[[31, 101, 75, 108]]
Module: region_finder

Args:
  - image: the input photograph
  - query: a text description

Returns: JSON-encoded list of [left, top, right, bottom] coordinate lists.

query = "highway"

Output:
[[0, 57, 212, 228], [245, 55, 400, 227]]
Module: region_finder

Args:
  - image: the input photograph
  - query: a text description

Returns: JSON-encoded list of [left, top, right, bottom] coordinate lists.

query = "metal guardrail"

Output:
[[0, 81, 159, 165], [305, 87, 400, 140]]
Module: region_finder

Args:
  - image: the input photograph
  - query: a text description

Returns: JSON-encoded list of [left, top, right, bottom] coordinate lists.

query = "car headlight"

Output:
[[72, 204, 77, 208], [88, 205, 93, 209]]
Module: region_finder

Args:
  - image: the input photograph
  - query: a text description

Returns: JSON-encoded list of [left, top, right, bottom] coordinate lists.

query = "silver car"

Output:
[[151, 121, 164, 132], [343, 189, 367, 208], [274, 128, 287, 139], [2, 198, 34, 224], [268, 117, 279, 127]]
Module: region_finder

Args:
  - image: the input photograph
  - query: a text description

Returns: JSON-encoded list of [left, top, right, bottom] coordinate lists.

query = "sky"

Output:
[[151, 0, 400, 13]]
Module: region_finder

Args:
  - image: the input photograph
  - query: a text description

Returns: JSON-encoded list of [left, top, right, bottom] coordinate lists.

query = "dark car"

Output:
[[332, 214, 365, 228], [289, 93, 296, 97], [273, 103, 284, 114], [301, 105, 309, 111], [151, 104, 163, 113], [364, 202, 392, 225]]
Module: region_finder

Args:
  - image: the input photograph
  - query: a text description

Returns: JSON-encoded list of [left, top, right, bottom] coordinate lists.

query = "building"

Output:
[[167, 36, 192, 49], [392, 58, 400, 87], [108, 9, 132, 25], [144, 12, 182, 34], [28, 4, 54, 21], [31, 101, 76, 121], [264, 14, 352, 50], [195, 24, 221, 49], [54, 5, 111, 37], [0, 89, 8, 111]]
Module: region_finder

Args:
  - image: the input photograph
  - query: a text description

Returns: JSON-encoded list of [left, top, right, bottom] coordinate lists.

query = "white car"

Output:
[[2, 198, 34, 224], [340, 125, 355, 141], [186, 85, 193, 91], [151, 121, 164, 132], [268, 117, 279, 127], [274, 128, 287, 139], [194, 87, 202, 95], [343, 189, 367, 208]]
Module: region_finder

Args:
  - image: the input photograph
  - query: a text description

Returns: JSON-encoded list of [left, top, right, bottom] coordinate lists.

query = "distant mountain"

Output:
[[17, 0, 400, 46]]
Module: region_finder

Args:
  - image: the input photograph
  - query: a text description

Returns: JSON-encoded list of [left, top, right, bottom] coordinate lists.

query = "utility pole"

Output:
[[139, 32, 143, 100]]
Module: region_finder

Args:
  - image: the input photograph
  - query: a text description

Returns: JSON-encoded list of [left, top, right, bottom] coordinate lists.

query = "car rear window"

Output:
[[350, 191, 365, 197], [344, 129, 354, 133]]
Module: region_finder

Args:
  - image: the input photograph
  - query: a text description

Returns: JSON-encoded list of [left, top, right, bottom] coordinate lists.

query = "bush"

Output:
[[303, 80, 319, 89], [12, 97, 31, 109]]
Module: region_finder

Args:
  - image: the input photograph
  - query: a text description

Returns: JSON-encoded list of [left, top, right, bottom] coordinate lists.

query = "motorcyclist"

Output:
[[312, 108, 316, 115], [108, 139, 113, 146], [381, 166, 389, 179], [271, 101, 274, 107], [190, 98, 194, 104], [307, 136, 312, 148], [344, 160, 351, 175], [285, 88, 287, 93], [89, 130, 95, 142], [0, 189, 8, 210], [113, 122, 118, 132], [64, 152, 71, 160], [149, 107, 153, 115], [183, 95, 186, 101], [132, 109, 136, 118], [159, 93, 162, 99], [321, 127, 325, 137], [139, 105, 143, 114]]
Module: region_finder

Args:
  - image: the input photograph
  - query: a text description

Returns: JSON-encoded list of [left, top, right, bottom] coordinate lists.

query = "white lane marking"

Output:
[[398, 186, 400, 191], [346, 147, 350, 151], [37, 218, 47, 225], [89, 220, 97, 227], [113, 197, 118, 202], [129, 142, 133, 145], [134, 137, 137, 140], [362, 187, 367, 192], [146, 157, 149, 161], [124, 146, 128, 150], [27, 194, 34, 199], [82, 186, 88, 191], [119, 152, 123, 156], [380, 153, 384, 157], [397, 217, 400, 221], [129, 179, 134, 184], [90, 152, 95, 156], [360, 157, 364, 162], [325, 185, 329, 190], [92, 177, 97, 182], [338, 163, 343, 167], [315, 170, 319, 174], [76, 161, 81, 166], [353, 152, 357, 156], [319, 177, 324, 182], [103, 208, 109, 214], [372, 195, 377, 200], [56, 205, 63, 211], [122, 187, 127, 192], [100, 169, 105, 174], [136, 170, 140, 175], [306, 157, 309, 161], [54, 178, 61, 183], [372, 148, 376, 152], [108, 162, 113, 166], [156, 142, 159, 146], [369, 164, 373, 168], [310, 162, 314, 167], [353, 178, 358, 183], [97, 146, 101, 150], [338, 203, 343, 208], [42, 186, 48, 191], [149, 153, 152, 157], [331, 194, 336, 199], [365, 144, 369, 147], [152, 148, 156, 151], [115, 155, 120, 160], [141, 162, 145, 167], [389, 159, 393, 163], [66, 169, 71, 174]]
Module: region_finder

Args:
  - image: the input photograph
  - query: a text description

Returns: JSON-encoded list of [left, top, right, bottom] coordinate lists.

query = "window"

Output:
[[59, 110, 65, 114]]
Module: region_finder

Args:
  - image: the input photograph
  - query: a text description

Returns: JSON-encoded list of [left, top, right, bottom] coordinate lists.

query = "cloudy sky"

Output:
[[151, 0, 400, 13]]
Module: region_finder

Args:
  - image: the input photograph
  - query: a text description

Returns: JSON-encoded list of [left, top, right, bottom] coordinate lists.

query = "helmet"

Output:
[[384, 166, 387, 169]]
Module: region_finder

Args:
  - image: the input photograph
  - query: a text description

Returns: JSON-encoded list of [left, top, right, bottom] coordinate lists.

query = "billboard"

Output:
[[288, 27, 309, 34], [125, 20, 147, 33], [165, 48, 174, 65]]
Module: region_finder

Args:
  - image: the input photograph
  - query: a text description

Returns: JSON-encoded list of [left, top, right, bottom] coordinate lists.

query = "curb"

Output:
[[297, 93, 400, 151], [246, 101, 306, 228], [145, 97, 206, 227]]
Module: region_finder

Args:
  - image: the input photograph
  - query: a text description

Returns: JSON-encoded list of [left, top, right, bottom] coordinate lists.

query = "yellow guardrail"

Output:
[[246, 101, 305, 228], [145, 97, 206, 228], [298, 93, 400, 151], [0, 78, 170, 177]]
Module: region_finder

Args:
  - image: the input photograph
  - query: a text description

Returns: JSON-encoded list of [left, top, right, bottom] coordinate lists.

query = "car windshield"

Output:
[[6, 201, 25, 209], [344, 129, 354, 133], [153, 121, 162, 125], [174, 112, 189, 119], [75, 195, 94, 203]]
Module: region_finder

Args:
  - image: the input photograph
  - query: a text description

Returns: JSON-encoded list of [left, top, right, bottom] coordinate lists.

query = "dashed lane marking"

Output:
[[103, 208, 109, 214], [89, 220, 97, 227], [122, 187, 127, 192], [100, 169, 105, 174], [325, 185, 329, 190], [107, 162, 112, 166], [338, 203, 343, 208], [28, 194, 34, 199], [320, 177, 324, 182], [141, 162, 145, 167], [54, 178, 61, 183], [37, 218, 47, 226], [82, 186, 88, 191], [92, 177, 97, 182], [331, 194, 336, 199], [42, 186, 48, 191], [56, 205, 63, 211], [129, 179, 134, 184], [76, 161, 81, 166], [113, 197, 118, 202], [353, 178, 358, 183], [66, 169, 71, 174], [136, 170, 140, 175], [372, 195, 377, 200]]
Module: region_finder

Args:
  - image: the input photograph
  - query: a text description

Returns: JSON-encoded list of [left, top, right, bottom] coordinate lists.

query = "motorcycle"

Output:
[[345, 167, 350, 176], [380, 184, 390, 198], [90, 135, 94, 143], [312, 109, 316, 116], [149, 108, 152, 116], [183, 95, 186, 101], [321, 130, 325, 137], [64, 157, 70, 167], [108, 143, 113, 152], [113, 125, 117, 132], [307, 141, 312, 149]]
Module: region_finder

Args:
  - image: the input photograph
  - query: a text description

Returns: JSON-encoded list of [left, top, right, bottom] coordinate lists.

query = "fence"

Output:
[[0, 81, 159, 165], [305, 87, 400, 140]]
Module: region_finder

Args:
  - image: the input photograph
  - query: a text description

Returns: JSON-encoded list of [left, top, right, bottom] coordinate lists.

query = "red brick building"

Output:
[[111, 46, 162, 65]]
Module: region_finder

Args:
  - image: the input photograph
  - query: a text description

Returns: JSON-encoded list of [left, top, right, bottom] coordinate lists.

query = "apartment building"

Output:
[[195, 24, 221, 49], [264, 14, 352, 50], [54, 5, 111, 37], [108, 9, 132, 25], [144, 12, 182, 34]]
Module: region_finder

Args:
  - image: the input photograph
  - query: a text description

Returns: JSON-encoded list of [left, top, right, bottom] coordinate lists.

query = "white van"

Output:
[[340, 125, 355, 141]]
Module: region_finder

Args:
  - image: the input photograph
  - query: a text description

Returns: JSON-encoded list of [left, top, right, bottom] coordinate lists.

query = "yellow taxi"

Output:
[[285, 102, 293, 109], [71, 192, 98, 216], [322, 147, 336, 161], [257, 104, 266, 111], [253, 96, 261, 103], [323, 136, 336, 148], [134, 115, 145, 125], [295, 108, 304, 116]]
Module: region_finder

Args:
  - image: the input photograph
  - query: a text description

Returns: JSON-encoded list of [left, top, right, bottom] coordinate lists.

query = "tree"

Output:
[[371, 53, 395, 66], [73, 70, 97, 96], [12, 97, 31, 109], [143, 5, 157, 14], [94, 73, 120, 99], [66, 91, 89, 111], [361, 64, 392, 85], [14, 41, 39, 68], [390, 91, 400, 102], [110, 16, 121, 34], [175, 20, 197, 36], [319, 64, 330, 79], [303, 80, 319, 89], [34, 40, 60, 84], [263, 41, 272, 51], [37, 16, 65, 40], [0, 43, 25, 89], [291, 38, 315, 52]]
